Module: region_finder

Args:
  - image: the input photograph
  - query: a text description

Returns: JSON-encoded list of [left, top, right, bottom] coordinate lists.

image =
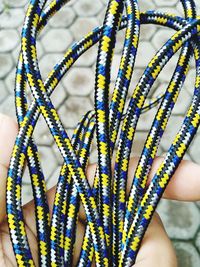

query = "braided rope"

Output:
[[6, 0, 200, 266]]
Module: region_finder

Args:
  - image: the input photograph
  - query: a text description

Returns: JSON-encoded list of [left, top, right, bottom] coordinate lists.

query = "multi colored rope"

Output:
[[6, 0, 200, 266]]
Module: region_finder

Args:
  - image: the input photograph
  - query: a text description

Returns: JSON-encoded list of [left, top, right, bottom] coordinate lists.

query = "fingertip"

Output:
[[135, 212, 177, 267], [0, 113, 18, 168]]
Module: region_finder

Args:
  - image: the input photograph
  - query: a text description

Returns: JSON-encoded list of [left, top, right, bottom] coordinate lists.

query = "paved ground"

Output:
[[0, 0, 200, 266]]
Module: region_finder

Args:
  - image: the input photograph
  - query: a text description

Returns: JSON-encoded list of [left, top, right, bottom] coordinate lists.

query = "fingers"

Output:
[[0, 114, 18, 168], [125, 156, 200, 201], [0, 114, 18, 224], [71, 212, 177, 267], [146, 156, 200, 201], [133, 212, 177, 267], [72, 219, 86, 266], [0, 112, 195, 267], [78, 156, 200, 222], [0, 112, 199, 210]]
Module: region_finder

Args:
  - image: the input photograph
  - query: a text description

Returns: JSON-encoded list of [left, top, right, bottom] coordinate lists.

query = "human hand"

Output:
[[0, 113, 200, 266]]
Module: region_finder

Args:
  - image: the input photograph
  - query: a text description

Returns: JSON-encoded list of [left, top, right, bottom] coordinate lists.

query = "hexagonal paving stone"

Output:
[[152, 28, 174, 51], [140, 24, 157, 41], [58, 96, 93, 128], [131, 131, 147, 156], [154, 0, 178, 7], [172, 87, 192, 115], [37, 18, 52, 40], [66, 0, 76, 6], [110, 54, 121, 82], [0, 80, 8, 103], [138, 0, 155, 12], [38, 146, 58, 179], [35, 130, 54, 147], [131, 130, 163, 157], [157, 199, 200, 239], [181, 1, 200, 15], [115, 29, 127, 54], [39, 53, 63, 80], [136, 103, 158, 131], [100, 0, 108, 6], [4, 69, 15, 93], [160, 115, 187, 152], [63, 67, 95, 96], [47, 165, 61, 190], [51, 82, 68, 109], [22, 165, 32, 186], [195, 1, 200, 13], [0, 95, 15, 117], [89, 150, 98, 164], [156, 6, 182, 16], [135, 41, 156, 68], [97, 7, 107, 24], [3, 0, 27, 7], [110, 61, 150, 97], [12, 41, 44, 64], [41, 28, 73, 53], [11, 44, 21, 64], [196, 201, 200, 210], [128, 68, 146, 96], [182, 152, 192, 161], [189, 131, 200, 164], [49, 5, 76, 28], [73, 0, 103, 17], [173, 242, 200, 267], [74, 45, 98, 67], [70, 17, 99, 41], [89, 141, 98, 164], [195, 230, 200, 253], [158, 52, 180, 83], [52, 142, 64, 166], [184, 68, 196, 96], [152, 82, 167, 98], [0, 2, 3, 14], [0, 54, 13, 79], [0, 8, 25, 28], [33, 116, 54, 146], [176, 1, 185, 16]]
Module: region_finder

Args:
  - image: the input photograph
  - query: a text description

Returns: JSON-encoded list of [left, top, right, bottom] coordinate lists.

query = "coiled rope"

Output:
[[6, 0, 200, 266]]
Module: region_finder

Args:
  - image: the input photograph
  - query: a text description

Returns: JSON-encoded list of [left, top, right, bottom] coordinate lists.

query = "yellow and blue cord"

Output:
[[6, 0, 200, 266]]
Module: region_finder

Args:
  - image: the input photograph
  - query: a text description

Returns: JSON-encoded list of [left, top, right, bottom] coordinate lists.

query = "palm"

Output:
[[1, 114, 200, 266], [0, 208, 38, 266], [0, 185, 91, 267], [0, 176, 168, 267]]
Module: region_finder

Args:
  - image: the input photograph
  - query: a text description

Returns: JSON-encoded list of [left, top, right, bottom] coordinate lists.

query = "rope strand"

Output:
[[6, 0, 200, 266]]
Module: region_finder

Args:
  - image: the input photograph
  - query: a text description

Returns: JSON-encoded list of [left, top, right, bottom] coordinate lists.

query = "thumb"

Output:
[[0, 114, 18, 224], [133, 212, 177, 267]]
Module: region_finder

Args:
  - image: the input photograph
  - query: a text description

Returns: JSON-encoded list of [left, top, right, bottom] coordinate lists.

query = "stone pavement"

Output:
[[0, 0, 200, 266]]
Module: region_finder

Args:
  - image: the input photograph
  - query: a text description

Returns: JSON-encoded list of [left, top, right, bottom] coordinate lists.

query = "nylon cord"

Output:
[[5, 0, 200, 266]]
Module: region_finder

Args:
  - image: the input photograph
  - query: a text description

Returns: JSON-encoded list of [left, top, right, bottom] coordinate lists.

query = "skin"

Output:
[[1, 113, 200, 266]]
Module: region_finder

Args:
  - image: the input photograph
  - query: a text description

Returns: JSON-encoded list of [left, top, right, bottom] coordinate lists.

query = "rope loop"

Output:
[[6, 0, 200, 266]]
